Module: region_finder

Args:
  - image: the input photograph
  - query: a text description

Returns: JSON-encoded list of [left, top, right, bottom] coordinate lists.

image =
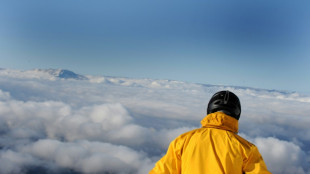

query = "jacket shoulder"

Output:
[[170, 128, 203, 153], [232, 133, 262, 162], [173, 127, 206, 145], [233, 133, 256, 148]]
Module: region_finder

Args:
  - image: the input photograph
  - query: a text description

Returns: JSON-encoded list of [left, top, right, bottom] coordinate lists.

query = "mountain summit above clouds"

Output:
[[44, 69, 88, 80], [0, 68, 88, 80]]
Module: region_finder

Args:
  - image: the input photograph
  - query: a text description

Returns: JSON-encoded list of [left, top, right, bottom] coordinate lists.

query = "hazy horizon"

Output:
[[1, 0, 310, 93]]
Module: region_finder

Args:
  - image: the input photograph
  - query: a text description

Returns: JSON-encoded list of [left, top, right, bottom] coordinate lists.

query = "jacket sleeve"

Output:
[[243, 145, 272, 174], [149, 137, 183, 174]]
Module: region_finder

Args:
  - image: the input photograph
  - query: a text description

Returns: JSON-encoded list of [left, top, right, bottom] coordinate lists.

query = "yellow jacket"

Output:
[[149, 112, 271, 174]]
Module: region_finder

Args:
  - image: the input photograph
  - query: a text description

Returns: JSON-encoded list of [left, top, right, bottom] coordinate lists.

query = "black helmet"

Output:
[[207, 90, 241, 120]]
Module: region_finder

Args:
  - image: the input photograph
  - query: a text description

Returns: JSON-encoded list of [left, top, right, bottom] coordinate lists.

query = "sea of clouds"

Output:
[[0, 68, 309, 174]]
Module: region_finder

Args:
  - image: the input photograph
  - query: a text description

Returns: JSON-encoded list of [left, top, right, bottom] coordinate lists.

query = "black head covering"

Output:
[[207, 90, 241, 120]]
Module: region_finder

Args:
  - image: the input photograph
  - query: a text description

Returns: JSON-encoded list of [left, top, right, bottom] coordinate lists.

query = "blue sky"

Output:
[[1, 0, 310, 93]]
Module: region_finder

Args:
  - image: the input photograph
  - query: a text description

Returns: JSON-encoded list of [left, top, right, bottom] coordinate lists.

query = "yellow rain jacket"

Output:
[[150, 112, 271, 174]]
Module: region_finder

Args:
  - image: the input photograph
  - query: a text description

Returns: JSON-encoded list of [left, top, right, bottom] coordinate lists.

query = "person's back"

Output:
[[149, 91, 271, 174], [181, 112, 269, 174]]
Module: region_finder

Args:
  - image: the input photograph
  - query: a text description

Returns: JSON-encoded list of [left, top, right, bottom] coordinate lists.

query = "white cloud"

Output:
[[0, 150, 36, 174], [254, 137, 308, 174], [0, 68, 309, 174], [20, 139, 153, 174]]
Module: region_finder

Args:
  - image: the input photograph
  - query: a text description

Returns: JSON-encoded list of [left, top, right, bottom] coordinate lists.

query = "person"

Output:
[[149, 90, 271, 174]]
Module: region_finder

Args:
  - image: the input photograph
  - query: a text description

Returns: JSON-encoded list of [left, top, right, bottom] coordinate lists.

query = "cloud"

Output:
[[0, 139, 153, 174], [254, 137, 309, 174], [0, 69, 309, 173], [20, 139, 153, 174], [0, 86, 194, 173], [0, 96, 155, 173], [0, 150, 36, 174]]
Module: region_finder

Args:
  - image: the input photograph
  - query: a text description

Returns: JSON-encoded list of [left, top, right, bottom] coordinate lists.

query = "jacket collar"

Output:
[[200, 112, 239, 133]]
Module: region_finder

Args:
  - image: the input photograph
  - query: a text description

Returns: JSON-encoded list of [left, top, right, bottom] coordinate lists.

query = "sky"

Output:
[[0, 69, 309, 174], [0, 0, 310, 93]]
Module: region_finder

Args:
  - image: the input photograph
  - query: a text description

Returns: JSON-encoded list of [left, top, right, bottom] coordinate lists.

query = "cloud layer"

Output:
[[0, 69, 309, 174]]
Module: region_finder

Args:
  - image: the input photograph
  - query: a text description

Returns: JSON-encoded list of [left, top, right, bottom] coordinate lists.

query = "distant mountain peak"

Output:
[[0, 68, 88, 80], [45, 69, 88, 80]]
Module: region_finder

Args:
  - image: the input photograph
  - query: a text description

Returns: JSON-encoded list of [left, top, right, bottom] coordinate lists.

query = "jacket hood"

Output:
[[200, 112, 238, 133]]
